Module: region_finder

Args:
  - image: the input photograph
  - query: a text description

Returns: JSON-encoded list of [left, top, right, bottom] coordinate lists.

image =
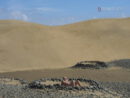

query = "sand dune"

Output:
[[0, 18, 130, 72]]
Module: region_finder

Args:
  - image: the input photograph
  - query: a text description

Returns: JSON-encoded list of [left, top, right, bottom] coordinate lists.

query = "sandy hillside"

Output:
[[0, 18, 130, 72]]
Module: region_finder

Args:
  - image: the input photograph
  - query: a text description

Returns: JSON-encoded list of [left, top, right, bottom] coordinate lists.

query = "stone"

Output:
[[72, 61, 107, 69]]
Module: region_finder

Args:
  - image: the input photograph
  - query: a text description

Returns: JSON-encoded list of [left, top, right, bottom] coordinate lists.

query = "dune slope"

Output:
[[0, 18, 130, 72]]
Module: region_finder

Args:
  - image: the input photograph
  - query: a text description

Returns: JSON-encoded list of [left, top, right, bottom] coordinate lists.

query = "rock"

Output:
[[28, 81, 44, 89], [20, 80, 28, 84], [72, 61, 107, 69], [27, 78, 104, 92]]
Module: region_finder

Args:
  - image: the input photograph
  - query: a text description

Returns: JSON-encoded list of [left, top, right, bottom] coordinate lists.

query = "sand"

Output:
[[0, 68, 130, 82], [0, 18, 130, 72]]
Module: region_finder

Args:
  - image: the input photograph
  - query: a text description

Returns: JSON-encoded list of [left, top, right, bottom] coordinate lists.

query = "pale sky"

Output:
[[0, 0, 130, 25]]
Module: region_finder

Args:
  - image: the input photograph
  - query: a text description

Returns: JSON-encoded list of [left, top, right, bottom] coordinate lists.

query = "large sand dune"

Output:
[[0, 18, 130, 72]]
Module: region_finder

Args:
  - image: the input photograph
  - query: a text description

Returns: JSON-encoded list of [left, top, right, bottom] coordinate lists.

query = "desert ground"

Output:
[[0, 18, 130, 98], [0, 67, 130, 82]]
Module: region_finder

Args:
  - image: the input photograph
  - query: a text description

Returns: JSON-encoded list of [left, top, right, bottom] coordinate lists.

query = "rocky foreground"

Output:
[[0, 77, 129, 98]]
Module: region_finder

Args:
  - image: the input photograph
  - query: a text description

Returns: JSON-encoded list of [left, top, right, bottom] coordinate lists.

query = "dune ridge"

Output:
[[0, 18, 130, 72]]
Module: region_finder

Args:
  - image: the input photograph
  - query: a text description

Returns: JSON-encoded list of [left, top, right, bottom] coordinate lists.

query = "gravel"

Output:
[[0, 84, 119, 98], [0, 78, 129, 98], [99, 82, 130, 98]]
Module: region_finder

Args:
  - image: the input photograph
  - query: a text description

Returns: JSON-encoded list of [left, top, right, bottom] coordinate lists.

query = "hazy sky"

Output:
[[0, 0, 130, 25]]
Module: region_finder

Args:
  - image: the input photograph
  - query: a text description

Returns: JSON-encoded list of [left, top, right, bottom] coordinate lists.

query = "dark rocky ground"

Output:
[[0, 84, 119, 98], [107, 59, 130, 68], [72, 59, 130, 69], [0, 78, 129, 98], [99, 82, 130, 98]]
